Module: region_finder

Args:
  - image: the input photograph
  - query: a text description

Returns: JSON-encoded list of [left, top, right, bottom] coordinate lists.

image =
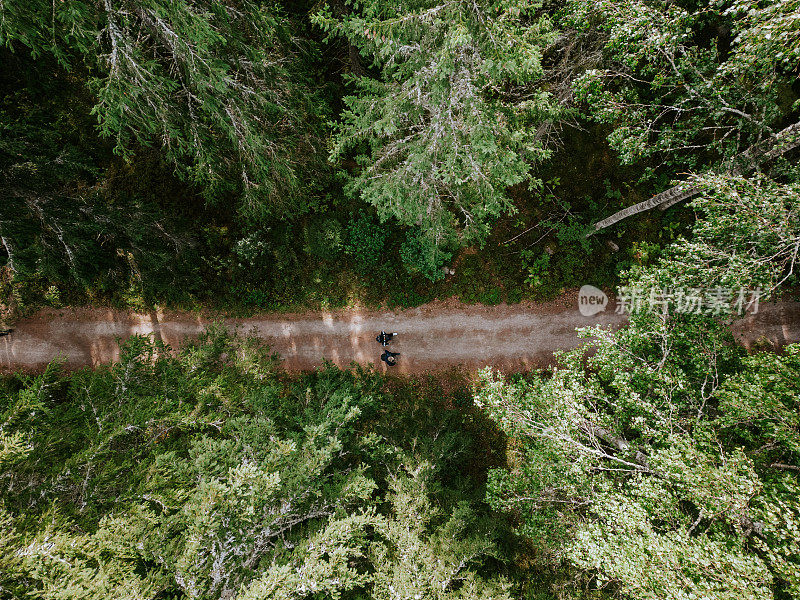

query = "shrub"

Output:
[[399, 231, 450, 282], [521, 250, 551, 291], [345, 212, 385, 273], [304, 217, 343, 259]]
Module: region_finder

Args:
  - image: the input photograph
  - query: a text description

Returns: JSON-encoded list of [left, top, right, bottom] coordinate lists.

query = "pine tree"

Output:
[[314, 0, 562, 279]]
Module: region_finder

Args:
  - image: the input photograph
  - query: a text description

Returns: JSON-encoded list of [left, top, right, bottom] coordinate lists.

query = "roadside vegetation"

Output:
[[2, 1, 800, 599]]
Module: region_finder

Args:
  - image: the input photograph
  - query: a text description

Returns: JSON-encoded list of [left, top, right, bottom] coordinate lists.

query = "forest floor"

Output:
[[2, 289, 799, 375]]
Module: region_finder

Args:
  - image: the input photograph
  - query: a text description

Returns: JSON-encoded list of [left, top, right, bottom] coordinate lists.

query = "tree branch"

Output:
[[590, 120, 800, 233]]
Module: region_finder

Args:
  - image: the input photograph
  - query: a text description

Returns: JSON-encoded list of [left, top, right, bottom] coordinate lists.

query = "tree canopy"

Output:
[[1, 0, 328, 218], [314, 0, 561, 277], [0, 329, 514, 599], [1, 3, 800, 595], [476, 313, 800, 598]]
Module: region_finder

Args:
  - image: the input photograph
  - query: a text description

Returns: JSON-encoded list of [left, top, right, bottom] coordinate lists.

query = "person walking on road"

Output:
[[0, 329, 12, 337], [380, 350, 399, 366], [376, 331, 397, 346]]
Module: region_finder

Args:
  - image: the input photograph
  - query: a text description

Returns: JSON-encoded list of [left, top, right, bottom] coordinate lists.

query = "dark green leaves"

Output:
[[316, 1, 561, 278]]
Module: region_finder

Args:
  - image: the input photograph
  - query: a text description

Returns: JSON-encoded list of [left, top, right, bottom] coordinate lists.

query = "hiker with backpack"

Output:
[[376, 331, 397, 346], [376, 330, 399, 366], [380, 349, 399, 366]]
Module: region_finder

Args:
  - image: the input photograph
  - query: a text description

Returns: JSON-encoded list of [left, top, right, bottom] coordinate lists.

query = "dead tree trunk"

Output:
[[761, 122, 800, 162], [589, 120, 800, 234], [591, 184, 703, 232], [0, 235, 15, 274]]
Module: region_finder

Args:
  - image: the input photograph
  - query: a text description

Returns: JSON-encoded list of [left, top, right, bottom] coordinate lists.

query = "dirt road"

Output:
[[1, 292, 799, 374]]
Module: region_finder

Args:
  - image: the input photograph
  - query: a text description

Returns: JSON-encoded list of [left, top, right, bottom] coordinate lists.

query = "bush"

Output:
[[479, 287, 502, 305], [233, 230, 270, 269], [521, 251, 551, 291], [304, 217, 343, 259], [44, 285, 61, 307], [399, 231, 451, 282], [345, 212, 385, 273], [234, 225, 298, 277]]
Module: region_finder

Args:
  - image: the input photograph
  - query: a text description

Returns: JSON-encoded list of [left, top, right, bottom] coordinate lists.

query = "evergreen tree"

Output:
[[0, 0, 328, 218], [0, 329, 516, 599], [314, 0, 562, 279]]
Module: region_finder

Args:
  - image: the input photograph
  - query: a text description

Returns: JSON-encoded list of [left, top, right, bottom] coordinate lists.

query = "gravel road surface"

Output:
[[2, 292, 798, 374]]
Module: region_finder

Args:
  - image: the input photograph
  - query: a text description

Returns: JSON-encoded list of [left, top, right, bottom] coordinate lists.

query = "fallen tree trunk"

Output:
[[736, 121, 800, 167], [589, 120, 800, 234], [761, 121, 800, 162], [591, 184, 703, 232], [658, 185, 703, 210]]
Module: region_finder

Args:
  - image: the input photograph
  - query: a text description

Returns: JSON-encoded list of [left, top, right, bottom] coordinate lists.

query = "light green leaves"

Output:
[[568, 0, 790, 173], [642, 172, 800, 294], [317, 0, 560, 278], [476, 316, 800, 598]]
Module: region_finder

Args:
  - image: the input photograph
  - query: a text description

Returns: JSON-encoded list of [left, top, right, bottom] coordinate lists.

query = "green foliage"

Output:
[[0, 49, 208, 311], [479, 287, 503, 306], [0, 330, 517, 600], [304, 216, 344, 259], [642, 172, 800, 295], [516, 208, 596, 296], [0, 0, 796, 315], [0, 0, 329, 217], [568, 0, 793, 174], [716, 346, 800, 462], [476, 308, 800, 598], [521, 250, 551, 292], [315, 0, 562, 262], [473, 125, 799, 595], [400, 231, 451, 282], [446, 254, 501, 305], [366, 464, 512, 600], [721, 0, 800, 90], [345, 211, 386, 273]]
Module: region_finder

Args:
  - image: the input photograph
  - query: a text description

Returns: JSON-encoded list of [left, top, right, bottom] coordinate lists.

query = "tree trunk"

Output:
[[590, 184, 703, 232], [0, 235, 16, 273], [331, 0, 366, 76], [589, 120, 800, 234], [582, 423, 652, 471]]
